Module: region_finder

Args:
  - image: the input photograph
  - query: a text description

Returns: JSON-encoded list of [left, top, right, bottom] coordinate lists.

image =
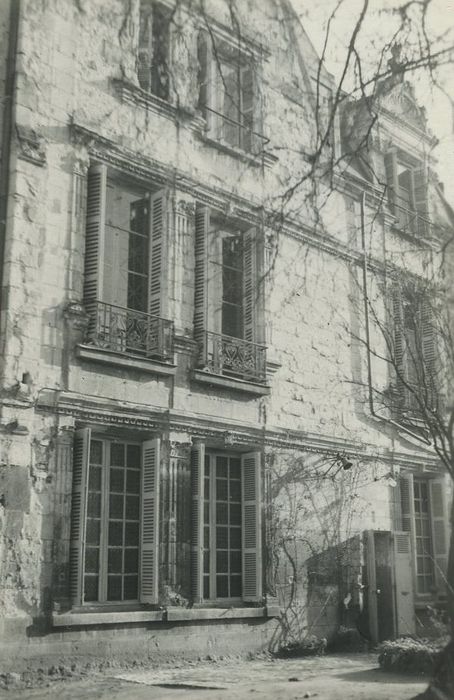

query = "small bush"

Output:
[[275, 635, 327, 658], [328, 626, 369, 653], [378, 636, 449, 675]]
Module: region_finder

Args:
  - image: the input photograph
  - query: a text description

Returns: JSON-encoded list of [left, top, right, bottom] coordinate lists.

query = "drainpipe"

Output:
[[0, 0, 21, 342], [360, 190, 430, 445]]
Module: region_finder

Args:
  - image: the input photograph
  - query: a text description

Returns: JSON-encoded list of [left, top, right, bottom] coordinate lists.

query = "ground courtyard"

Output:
[[4, 654, 427, 700]]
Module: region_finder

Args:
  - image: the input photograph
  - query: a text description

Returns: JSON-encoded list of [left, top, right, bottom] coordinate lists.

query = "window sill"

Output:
[[192, 369, 270, 396], [52, 609, 164, 627], [167, 607, 276, 621], [77, 344, 177, 376]]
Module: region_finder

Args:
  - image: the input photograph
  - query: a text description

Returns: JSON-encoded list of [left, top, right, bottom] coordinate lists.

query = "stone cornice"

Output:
[[34, 389, 440, 466]]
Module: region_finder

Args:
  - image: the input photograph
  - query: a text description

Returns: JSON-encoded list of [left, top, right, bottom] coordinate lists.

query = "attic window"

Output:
[[385, 151, 429, 237]]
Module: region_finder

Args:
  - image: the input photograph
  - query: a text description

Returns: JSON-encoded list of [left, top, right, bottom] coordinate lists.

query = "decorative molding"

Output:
[[16, 125, 46, 167], [169, 441, 192, 459], [64, 301, 90, 332]]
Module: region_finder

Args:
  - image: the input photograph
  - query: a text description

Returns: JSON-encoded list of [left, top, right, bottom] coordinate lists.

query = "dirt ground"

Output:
[[4, 654, 427, 700]]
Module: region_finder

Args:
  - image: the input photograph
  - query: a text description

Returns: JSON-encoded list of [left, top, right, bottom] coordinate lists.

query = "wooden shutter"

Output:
[[384, 151, 398, 214], [243, 227, 258, 344], [137, 0, 153, 91], [194, 204, 209, 361], [429, 478, 449, 594], [191, 443, 205, 603], [139, 438, 160, 604], [241, 451, 262, 602], [393, 531, 416, 636], [420, 297, 437, 403], [84, 164, 107, 303], [400, 473, 415, 535], [391, 284, 406, 402], [69, 428, 91, 606], [148, 190, 169, 319], [414, 166, 429, 237], [390, 480, 403, 531]]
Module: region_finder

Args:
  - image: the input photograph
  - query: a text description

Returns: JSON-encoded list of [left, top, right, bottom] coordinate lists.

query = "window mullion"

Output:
[[99, 440, 109, 603]]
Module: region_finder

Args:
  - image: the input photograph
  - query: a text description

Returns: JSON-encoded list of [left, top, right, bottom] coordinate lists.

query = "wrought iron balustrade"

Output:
[[392, 195, 431, 238], [197, 330, 267, 383], [85, 300, 174, 362]]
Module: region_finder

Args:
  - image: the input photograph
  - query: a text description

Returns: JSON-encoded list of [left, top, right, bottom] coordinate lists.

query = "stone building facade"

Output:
[[0, 0, 452, 669]]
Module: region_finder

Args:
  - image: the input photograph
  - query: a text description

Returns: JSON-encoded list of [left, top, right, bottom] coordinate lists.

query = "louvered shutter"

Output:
[[148, 190, 169, 319], [391, 284, 406, 404], [137, 0, 153, 91], [84, 164, 107, 304], [243, 227, 258, 344], [241, 64, 254, 153], [393, 532, 416, 636], [390, 480, 403, 531], [69, 428, 91, 606], [194, 204, 209, 363], [139, 438, 160, 604], [241, 452, 262, 602], [384, 151, 398, 214], [420, 297, 437, 405], [191, 443, 205, 603], [414, 166, 429, 237], [400, 473, 415, 535], [429, 478, 450, 594]]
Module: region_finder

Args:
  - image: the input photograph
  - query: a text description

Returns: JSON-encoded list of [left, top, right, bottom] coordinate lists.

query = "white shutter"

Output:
[[191, 443, 205, 603], [69, 428, 91, 606], [148, 190, 169, 319], [393, 531, 416, 636], [384, 150, 398, 214], [241, 451, 262, 602], [84, 164, 107, 303], [429, 478, 450, 594], [391, 284, 406, 404], [420, 297, 437, 405], [243, 227, 257, 344], [139, 438, 160, 604]]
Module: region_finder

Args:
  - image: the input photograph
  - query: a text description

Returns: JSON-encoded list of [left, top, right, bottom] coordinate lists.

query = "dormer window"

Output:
[[385, 150, 429, 237]]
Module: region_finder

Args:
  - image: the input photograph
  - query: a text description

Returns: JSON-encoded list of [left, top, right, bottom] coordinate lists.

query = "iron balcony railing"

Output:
[[197, 330, 267, 383], [392, 194, 431, 238], [85, 300, 174, 362]]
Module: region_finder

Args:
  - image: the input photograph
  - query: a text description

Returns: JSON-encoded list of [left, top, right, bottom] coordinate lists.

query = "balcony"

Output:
[[84, 300, 174, 363], [196, 330, 267, 385], [392, 195, 430, 239]]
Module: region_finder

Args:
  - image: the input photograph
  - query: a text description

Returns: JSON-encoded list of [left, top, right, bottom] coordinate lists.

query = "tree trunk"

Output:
[[411, 494, 454, 700]]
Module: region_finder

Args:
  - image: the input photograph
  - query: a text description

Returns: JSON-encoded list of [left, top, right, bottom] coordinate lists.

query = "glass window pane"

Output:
[[216, 527, 228, 549], [229, 459, 241, 480], [216, 479, 228, 501], [85, 547, 99, 574], [108, 575, 122, 601], [222, 304, 242, 339], [230, 575, 242, 598], [127, 444, 141, 469], [204, 478, 210, 500], [110, 468, 124, 493], [124, 548, 139, 574], [84, 575, 98, 602], [125, 521, 139, 546], [86, 518, 100, 545], [204, 501, 210, 524], [110, 443, 125, 467], [109, 521, 123, 546], [127, 273, 147, 313], [216, 503, 228, 524], [126, 469, 140, 494], [108, 548, 123, 573], [128, 230, 148, 275], [203, 550, 210, 574], [216, 457, 228, 478], [88, 465, 102, 491], [123, 575, 138, 600], [230, 479, 241, 502], [203, 576, 210, 600], [230, 527, 241, 549], [204, 526, 210, 549], [109, 494, 124, 519], [87, 493, 101, 518], [230, 551, 241, 573], [125, 495, 140, 520], [230, 503, 241, 524], [216, 550, 228, 573], [216, 575, 228, 598], [90, 440, 103, 465]]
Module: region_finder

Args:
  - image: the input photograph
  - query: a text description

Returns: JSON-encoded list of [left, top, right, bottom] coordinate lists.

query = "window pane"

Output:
[[108, 575, 122, 601], [90, 440, 103, 465], [203, 576, 210, 600], [127, 444, 141, 468], [110, 468, 124, 493], [85, 547, 99, 574], [109, 521, 123, 546], [230, 503, 241, 524], [216, 575, 228, 598], [216, 479, 228, 501], [125, 495, 140, 520], [222, 303, 242, 339], [88, 465, 102, 490], [108, 548, 123, 574], [111, 443, 125, 467], [216, 527, 228, 549], [230, 551, 241, 574], [216, 550, 228, 573], [127, 273, 147, 313], [230, 527, 241, 549], [229, 459, 241, 480], [203, 550, 210, 574], [125, 521, 139, 546], [84, 576, 98, 602], [86, 518, 101, 545], [216, 457, 228, 478], [126, 470, 140, 494], [216, 503, 228, 524], [109, 494, 124, 519], [87, 493, 101, 518], [124, 548, 139, 574], [230, 479, 241, 502], [230, 576, 242, 598], [123, 575, 138, 600]]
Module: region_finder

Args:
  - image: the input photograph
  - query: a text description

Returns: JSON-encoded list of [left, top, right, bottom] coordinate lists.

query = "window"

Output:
[[137, 1, 171, 100], [197, 32, 261, 154], [391, 284, 437, 414], [399, 473, 450, 598], [83, 164, 174, 361], [70, 430, 160, 606], [193, 205, 266, 383], [191, 445, 262, 604], [385, 150, 429, 237]]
